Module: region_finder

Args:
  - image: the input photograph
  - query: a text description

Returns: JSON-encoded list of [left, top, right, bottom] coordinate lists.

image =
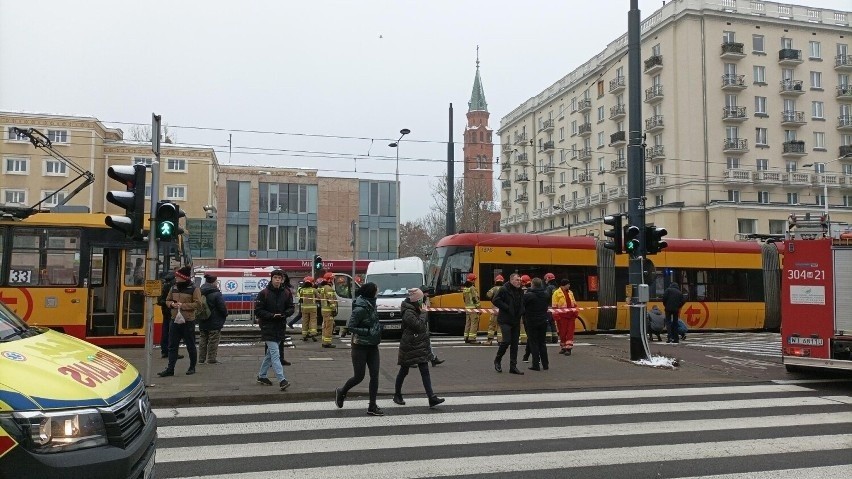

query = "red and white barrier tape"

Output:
[[423, 305, 621, 314]]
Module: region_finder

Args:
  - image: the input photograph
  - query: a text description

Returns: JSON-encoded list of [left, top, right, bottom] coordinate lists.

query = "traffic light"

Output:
[[624, 225, 641, 258], [603, 215, 623, 254], [105, 164, 146, 240], [313, 254, 323, 272], [645, 225, 668, 255], [156, 201, 184, 242]]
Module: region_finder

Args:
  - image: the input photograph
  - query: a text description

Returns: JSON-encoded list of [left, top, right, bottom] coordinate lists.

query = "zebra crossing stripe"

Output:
[[153, 384, 813, 418], [156, 395, 846, 439], [168, 434, 852, 479], [156, 412, 850, 463], [673, 465, 851, 479]]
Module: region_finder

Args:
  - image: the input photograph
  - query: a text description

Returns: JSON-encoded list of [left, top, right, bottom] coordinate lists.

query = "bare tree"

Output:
[[128, 124, 176, 143], [398, 221, 433, 258]]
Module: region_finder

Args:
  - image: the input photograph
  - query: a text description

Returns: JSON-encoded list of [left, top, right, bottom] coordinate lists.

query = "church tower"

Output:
[[462, 47, 496, 231]]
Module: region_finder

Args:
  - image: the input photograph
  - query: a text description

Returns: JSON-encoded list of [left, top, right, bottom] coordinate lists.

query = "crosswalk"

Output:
[[665, 332, 781, 357], [152, 383, 852, 478]]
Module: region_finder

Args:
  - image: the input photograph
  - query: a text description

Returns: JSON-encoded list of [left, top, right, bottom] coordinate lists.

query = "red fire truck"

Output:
[[780, 215, 852, 372]]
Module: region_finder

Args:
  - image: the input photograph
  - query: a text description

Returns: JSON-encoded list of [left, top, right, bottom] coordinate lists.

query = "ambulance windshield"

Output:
[[0, 303, 32, 341]]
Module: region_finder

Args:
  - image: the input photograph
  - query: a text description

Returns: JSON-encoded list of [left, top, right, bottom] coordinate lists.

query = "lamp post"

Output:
[[389, 128, 410, 258]]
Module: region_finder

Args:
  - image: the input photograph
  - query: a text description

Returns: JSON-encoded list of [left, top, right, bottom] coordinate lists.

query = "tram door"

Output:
[[88, 247, 146, 336]]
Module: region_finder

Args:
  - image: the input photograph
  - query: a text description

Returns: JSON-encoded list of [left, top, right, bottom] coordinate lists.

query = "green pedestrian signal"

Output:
[[155, 201, 183, 241], [313, 254, 323, 271], [624, 225, 641, 258]]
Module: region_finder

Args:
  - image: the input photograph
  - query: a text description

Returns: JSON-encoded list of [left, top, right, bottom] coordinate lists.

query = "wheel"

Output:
[[785, 364, 804, 373]]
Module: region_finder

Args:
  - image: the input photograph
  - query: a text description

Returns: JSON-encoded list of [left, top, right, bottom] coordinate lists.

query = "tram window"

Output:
[[425, 247, 446, 290], [695, 270, 715, 301], [90, 248, 104, 286], [125, 249, 146, 286], [747, 270, 765, 301], [440, 249, 473, 291], [717, 269, 749, 301]]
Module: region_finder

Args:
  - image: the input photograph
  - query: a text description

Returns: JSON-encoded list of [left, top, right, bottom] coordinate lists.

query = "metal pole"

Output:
[[824, 181, 828, 217], [145, 113, 162, 386], [447, 103, 456, 236], [351, 220, 357, 281], [396, 146, 400, 259]]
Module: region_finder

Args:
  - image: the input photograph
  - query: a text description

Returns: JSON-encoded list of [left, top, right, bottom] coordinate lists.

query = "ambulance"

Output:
[[0, 302, 156, 478]]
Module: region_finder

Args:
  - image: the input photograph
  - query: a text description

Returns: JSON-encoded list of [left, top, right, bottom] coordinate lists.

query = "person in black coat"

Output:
[[661, 282, 686, 344], [522, 277, 550, 371], [254, 269, 294, 391], [491, 273, 525, 375], [393, 288, 445, 408], [157, 272, 178, 358], [199, 274, 228, 364]]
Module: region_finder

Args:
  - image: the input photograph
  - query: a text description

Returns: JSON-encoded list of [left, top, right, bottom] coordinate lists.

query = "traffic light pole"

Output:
[[144, 114, 162, 387], [627, 0, 650, 361]]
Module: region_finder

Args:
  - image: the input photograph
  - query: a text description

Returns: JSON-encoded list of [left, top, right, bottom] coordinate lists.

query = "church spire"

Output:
[[468, 46, 488, 113]]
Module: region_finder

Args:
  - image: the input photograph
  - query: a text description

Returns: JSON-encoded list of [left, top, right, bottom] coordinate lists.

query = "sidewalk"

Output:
[[111, 334, 781, 407]]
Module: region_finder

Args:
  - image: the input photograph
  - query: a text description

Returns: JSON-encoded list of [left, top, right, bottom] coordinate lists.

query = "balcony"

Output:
[[841, 145, 852, 158], [515, 193, 529, 204], [754, 170, 785, 185], [589, 192, 607, 206], [610, 158, 627, 173], [781, 110, 806, 127], [515, 172, 530, 183], [516, 152, 529, 165], [578, 122, 593, 136], [608, 76, 626, 93], [786, 172, 811, 187], [723, 168, 752, 183], [778, 48, 803, 66], [609, 104, 626, 120], [842, 175, 852, 189], [517, 212, 529, 222], [577, 171, 593, 184], [539, 118, 555, 133], [609, 130, 626, 146], [782, 140, 807, 157], [578, 147, 592, 161], [646, 145, 665, 160], [499, 218, 508, 227], [644, 84, 663, 103], [543, 185, 556, 196], [645, 115, 664, 132], [514, 132, 527, 144], [722, 106, 748, 122], [541, 140, 555, 153], [501, 143, 513, 154], [839, 116, 852, 131], [723, 138, 748, 153], [815, 173, 842, 189], [838, 85, 852, 101], [779, 79, 805, 96], [644, 54, 663, 74], [501, 199, 510, 210], [646, 176, 667, 190], [607, 185, 627, 199], [835, 54, 852, 71], [577, 98, 592, 113], [501, 179, 511, 189], [721, 74, 747, 90], [540, 164, 555, 176], [720, 42, 746, 60]]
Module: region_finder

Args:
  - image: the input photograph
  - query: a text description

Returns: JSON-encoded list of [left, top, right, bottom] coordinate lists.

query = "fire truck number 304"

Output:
[[787, 269, 826, 280]]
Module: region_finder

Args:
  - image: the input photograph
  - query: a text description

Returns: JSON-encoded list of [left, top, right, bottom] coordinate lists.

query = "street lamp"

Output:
[[389, 128, 410, 258]]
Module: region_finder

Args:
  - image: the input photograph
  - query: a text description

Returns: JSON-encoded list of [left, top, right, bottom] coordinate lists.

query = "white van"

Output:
[[365, 257, 425, 334]]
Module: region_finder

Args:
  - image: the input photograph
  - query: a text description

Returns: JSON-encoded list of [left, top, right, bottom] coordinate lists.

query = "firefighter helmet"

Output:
[[494, 275, 505, 283], [303, 276, 314, 283], [521, 274, 531, 284], [466, 273, 477, 282], [544, 273, 556, 281]]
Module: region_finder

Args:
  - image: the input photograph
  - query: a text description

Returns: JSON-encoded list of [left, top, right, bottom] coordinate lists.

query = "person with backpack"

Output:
[[198, 273, 228, 364], [158, 266, 202, 377]]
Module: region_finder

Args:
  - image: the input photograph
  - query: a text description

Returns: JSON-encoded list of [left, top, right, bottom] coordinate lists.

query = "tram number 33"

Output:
[[9, 269, 32, 284], [786, 269, 825, 280]]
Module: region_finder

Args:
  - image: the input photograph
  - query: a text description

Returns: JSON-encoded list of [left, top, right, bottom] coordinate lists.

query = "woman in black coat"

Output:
[[393, 288, 445, 408]]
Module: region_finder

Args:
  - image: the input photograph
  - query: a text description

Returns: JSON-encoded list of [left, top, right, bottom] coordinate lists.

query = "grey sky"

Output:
[[1, 0, 849, 222]]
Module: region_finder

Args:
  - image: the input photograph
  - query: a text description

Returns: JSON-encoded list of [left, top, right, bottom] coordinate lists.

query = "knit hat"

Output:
[[175, 266, 192, 282], [407, 287, 424, 302]]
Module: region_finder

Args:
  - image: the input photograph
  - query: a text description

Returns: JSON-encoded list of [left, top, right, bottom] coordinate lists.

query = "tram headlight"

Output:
[[14, 409, 107, 453]]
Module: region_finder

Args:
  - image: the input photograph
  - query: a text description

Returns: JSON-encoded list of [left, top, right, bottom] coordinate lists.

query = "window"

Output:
[[3, 189, 26, 204], [723, 31, 735, 43], [655, 195, 664, 207], [257, 225, 317, 252], [786, 161, 797, 172], [225, 224, 249, 251], [653, 164, 663, 175], [47, 130, 68, 143], [597, 132, 605, 148], [7, 127, 27, 141], [756, 158, 768, 170], [166, 159, 187, 172], [4, 157, 28, 174], [782, 37, 793, 49], [812, 101, 824, 119], [597, 106, 605, 122], [728, 190, 740, 202], [132, 157, 153, 167], [41, 190, 67, 206], [559, 127, 564, 141], [362, 181, 396, 217], [752, 34, 764, 53], [810, 71, 822, 89], [846, 195, 852, 207], [652, 44, 661, 56], [259, 183, 318, 214], [570, 97, 576, 112], [755, 127, 768, 146], [44, 159, 66, 176], [144, 184, 151, 199], [598, 157, 605, 172], [845, 164, 852, 176], [753, 65, 766, 84], [727, 157, 740, 169], [754, 96, 767, 115], [757, 191, 769, 204], [809, 41, 821, 59], [571, 120, 577, 136], [787, 192, 798, 204], [814, 132, 825, 150], [8, 228, 80, 287], [226, 180, 251, 212], [597, 81, 604, 97], [164, 185, 186, 200], [737, 218, 756, 234], [769, 220, 786, 235]]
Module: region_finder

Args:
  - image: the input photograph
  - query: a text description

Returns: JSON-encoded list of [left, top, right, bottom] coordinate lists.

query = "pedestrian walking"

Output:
[[484, 275, 504, 345], [157, 271, 180, 359], [462, 274, 481, 344], [646, 305, 665, 342], [158, 266, 201, 377], [662, 282, 686, 344], [492, 273, 525, 375], [393, 288, 445, 408], [551, 279, 578, 355], [335, 282, 384, 415], [198, 273, 228, 364], [254, 269, 294, 391], [522, 277, 550, 371]]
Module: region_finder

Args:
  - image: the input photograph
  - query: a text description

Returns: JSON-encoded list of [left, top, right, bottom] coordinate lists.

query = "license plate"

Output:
[[143, 450, 156, 479], [383, 323, 401, 330], [787, 337, 823, 346]]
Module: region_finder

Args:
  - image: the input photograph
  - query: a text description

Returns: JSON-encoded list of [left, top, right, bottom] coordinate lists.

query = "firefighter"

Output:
[[518, 274, 531, 345], [299, 277, 319, 341], [320, 272, 338, 348], [485, 275, 505, 346], [544, 272, 559, 344], [462, 273, 481, 344]]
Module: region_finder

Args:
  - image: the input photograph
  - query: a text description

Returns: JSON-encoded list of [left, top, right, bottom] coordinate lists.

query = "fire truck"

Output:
[[780, 213, 852, 372]]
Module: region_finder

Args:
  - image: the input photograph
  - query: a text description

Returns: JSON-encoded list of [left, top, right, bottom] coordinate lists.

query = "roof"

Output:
[[468, 53, 488, 113]]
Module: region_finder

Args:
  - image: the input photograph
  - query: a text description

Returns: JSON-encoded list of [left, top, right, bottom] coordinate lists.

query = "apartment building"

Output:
[[497, 0, 852, 240]]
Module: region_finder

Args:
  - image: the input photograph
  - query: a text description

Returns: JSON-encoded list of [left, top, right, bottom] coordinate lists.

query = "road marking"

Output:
[[673, 465, 851, 479]]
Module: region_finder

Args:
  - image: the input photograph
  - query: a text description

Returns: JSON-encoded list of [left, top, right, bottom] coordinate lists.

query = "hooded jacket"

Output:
[[347, 296, 382, 346], [522, 286, 550, 327], [662, 284, 686, 313], [492, 282, 524, 325], [200, 282, 228, 330], [647, 306, 666, 333], [255, 283, 295, 342], [397, 299, 430, 367]]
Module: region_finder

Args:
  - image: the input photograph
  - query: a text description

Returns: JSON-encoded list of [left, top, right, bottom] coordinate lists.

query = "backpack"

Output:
[[195, 294, 213, 322]]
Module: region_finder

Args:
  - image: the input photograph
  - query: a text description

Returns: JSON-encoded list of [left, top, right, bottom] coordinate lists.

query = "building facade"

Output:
[[498, 0, 852, 240]]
